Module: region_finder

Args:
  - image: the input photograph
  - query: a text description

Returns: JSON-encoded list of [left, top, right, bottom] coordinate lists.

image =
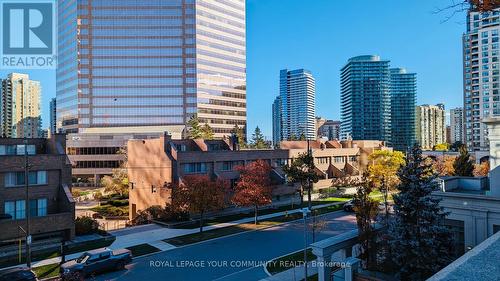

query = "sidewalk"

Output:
[[16, 201, 344, 269]]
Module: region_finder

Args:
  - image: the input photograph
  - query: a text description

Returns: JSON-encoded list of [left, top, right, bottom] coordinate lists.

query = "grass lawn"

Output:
[[318, 197, 351, 203], [369, 190, 395, 202], [126, 244, 161, 257], [175, 197, 349, 230], [266, 248, 317, 275], [0, 249, 60, 269], [32, 263, 60, 279], [164, 204, 343, 246], [65, 236, 116, 255]]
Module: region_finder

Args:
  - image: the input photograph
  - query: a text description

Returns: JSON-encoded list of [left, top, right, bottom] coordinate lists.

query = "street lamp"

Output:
[[302, 207, 311, 281], [23, 138, 32, 268]]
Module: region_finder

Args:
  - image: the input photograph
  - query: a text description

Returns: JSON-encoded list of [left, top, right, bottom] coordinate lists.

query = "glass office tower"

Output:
[[57, 0, 246, 137], [390, 68, 416, 151], [340, 55, 391, 142]]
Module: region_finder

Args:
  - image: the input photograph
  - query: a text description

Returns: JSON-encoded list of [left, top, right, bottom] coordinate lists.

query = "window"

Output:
[[183, 163, 207, 174], [317, 157, 329, 164], [37, 199, 47, 216], [29, 198, 47, 217], [4, 201, 15, 219], [4, 171, 48, 187], [99, 252, 111, 260], [15, 200, 26, 219], [222, 161, 233, 171], [0, 145, 36, 156]]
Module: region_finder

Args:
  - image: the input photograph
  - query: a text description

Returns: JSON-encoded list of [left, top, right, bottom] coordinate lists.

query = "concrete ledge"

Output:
[[428, 231, 500, 281]]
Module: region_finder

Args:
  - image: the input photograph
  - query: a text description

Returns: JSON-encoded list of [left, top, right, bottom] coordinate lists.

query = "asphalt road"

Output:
[[93, 210, 357, 281]]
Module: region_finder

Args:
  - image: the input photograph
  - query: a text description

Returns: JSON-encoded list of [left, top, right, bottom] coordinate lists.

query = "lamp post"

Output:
[[306, 139, 312, 210], [24, 138, 31, 268], [302, 207, 311, 281]]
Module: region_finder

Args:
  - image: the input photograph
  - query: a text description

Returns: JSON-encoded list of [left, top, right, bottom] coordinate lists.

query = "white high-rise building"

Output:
[[450, 107, 465, 143], [463, 9, 500, 151], [278, 69, 316, 140]]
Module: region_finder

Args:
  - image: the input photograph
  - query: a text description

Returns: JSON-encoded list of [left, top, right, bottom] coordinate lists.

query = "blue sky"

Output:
[[1, 0, 466, 139]]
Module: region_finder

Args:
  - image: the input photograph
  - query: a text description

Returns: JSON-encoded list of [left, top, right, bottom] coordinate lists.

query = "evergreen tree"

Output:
[[201, 123, 214, 140], [231, 124, 247, 148], [453, 145, 474, 177], [250, 126, 269, 149], [187, 115, 202, 139], [282, 152, 319, 209], [299, 132, 306, 140], [388, 145, 453, 280]]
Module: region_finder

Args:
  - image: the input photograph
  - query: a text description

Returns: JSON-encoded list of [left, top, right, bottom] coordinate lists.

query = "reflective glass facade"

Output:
[[279, 69, 316, 140], [390, 68, 416, 151], [57, 0, 246, 137], [340, 56, 391, 142], [272, 96, 281, 145]]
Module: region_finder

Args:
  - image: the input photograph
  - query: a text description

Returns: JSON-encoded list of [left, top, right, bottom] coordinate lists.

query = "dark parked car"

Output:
[[0, 267, 37, 281], [60, 248, 132, 280], [343, 200, 355, 212]]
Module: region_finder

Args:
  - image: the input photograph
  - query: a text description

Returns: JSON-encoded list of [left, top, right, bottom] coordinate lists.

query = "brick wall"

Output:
[[0, 137, 74, 241]]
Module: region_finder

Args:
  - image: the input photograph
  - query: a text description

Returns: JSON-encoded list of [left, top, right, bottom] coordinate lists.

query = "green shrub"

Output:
[[130, 204, 189, 226], [131, 205, 165, 225], [71, 190, 82, 198], [93, 191, 103, 201], [75, 216, 100, 236], [107, 199, 129, 207], [91, 205, 128, 217]]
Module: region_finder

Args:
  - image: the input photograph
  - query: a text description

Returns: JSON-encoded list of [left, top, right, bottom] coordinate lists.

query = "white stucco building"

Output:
[[433, 117, 500, 253]]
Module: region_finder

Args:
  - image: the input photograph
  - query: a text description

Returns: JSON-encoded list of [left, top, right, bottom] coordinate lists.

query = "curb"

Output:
[[7, 201, 347, 272], [134, 206, 346, 262]]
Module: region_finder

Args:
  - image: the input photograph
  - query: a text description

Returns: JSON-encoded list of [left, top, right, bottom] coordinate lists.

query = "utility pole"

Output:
[[306, 139, 316, 242], [24, 138, 31, 268], [302, 208, 310, 281], [306, 139, 312, 210]]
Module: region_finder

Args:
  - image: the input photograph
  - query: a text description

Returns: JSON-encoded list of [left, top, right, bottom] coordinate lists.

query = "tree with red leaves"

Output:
[[232, 160, 273, 225], [174, 175, 227, 233]]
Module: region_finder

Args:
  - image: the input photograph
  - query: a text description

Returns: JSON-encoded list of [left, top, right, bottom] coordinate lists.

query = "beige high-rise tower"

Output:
[[416, 104, 446, 150], [0, 73, 42, 138]]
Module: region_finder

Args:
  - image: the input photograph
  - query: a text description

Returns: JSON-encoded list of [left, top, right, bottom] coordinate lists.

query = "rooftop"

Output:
[[348, 55, 381, 62], [429, 231, 500, 281]]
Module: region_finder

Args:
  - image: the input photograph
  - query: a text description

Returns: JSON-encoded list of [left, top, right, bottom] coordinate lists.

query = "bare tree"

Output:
[[436, 0, 500, 23]]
